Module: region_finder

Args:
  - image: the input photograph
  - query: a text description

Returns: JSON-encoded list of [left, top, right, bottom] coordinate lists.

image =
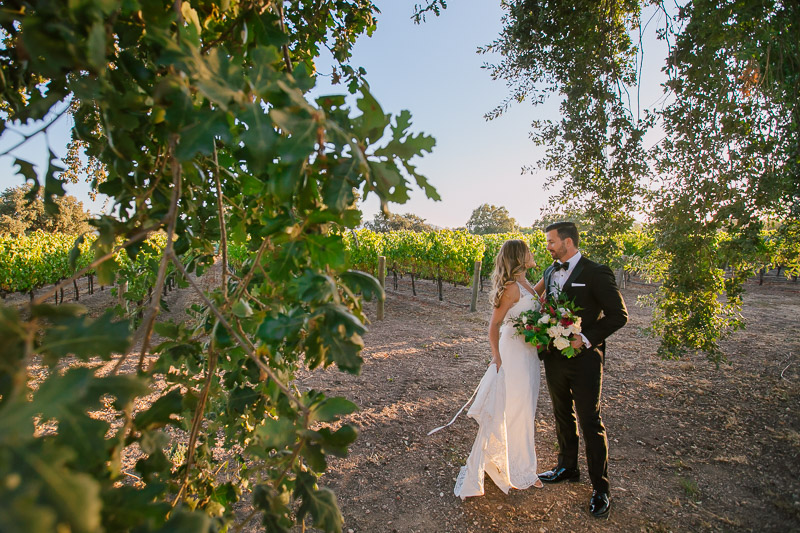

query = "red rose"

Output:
[[525, 324, 533, 330], [561, 318, 573, 326]]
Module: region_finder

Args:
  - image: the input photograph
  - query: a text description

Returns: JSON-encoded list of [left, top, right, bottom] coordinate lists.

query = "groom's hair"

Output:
[[545, 221, 580, 247]]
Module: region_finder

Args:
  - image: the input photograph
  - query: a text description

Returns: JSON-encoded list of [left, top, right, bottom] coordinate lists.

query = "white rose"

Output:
[[568, 323, 581, 335], [522, 315, 528, 324], [538, 314, 551, 324], [548, 325, 565, 338], [574, 316, 582, 326], [553, 336, 571, 351]]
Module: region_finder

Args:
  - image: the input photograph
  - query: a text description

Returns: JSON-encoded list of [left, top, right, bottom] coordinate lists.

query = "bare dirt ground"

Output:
[[298, 275, 800, 533], [7, 271, 800, 532]]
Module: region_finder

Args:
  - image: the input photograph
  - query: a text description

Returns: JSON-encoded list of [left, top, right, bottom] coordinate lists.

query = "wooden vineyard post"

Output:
[[437, 264, 443, 301], [470, 260, 482, 312], [377, 256, 385, 320]]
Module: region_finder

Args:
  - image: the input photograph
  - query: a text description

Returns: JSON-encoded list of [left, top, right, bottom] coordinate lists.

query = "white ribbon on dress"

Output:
[[427, 363, 499, 436]]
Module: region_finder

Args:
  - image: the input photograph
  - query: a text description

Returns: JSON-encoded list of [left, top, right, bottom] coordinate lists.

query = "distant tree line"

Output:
[[0, 184, 93, 236]]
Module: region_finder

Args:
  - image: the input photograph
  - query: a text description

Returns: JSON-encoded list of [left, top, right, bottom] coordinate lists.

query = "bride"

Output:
[[454, 239, 543, 498]]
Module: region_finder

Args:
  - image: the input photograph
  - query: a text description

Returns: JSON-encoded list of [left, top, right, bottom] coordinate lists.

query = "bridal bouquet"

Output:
[[511, 292, 583, 358]]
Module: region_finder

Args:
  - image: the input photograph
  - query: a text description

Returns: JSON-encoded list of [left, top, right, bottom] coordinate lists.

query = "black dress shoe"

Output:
[[537, 466, 580, 483], [589, 490, 610, 518]]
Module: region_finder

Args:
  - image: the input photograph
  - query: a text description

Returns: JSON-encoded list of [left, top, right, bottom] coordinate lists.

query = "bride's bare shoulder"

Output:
[[499, 281, 521, 302]]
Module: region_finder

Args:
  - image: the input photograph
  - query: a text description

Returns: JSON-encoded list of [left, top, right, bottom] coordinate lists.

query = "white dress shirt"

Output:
[[550, 251, 582, 294], [549, 251, 591, 348]]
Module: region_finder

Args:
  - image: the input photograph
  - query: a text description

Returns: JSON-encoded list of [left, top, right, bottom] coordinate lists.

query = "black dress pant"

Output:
[[543, 349, 609, 493]]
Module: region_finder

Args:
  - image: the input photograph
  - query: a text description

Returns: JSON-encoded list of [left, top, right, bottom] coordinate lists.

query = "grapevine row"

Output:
[[0, 231, 172, 302]]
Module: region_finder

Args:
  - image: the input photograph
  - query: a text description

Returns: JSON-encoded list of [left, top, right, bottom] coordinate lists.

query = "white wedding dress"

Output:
[[454, 282, 542, 499]]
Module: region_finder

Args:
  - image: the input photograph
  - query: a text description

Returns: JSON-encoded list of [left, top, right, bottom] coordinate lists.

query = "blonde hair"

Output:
[[491, 239, 531, 308]]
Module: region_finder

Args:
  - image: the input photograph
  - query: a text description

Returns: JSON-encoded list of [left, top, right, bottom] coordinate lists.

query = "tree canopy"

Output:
[[485, 0, 799, 360], [466, 203, 518, 235], [364, 211, 435, 232], [0, 184, 93, 236], [0, 1, 437, 531]]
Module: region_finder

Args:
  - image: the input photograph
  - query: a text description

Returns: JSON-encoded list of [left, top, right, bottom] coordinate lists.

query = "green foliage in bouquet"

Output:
[[512, 291, 583, 358]]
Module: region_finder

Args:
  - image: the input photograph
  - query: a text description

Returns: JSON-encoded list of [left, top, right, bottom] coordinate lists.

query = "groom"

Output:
[[537, 221, 627, 519]]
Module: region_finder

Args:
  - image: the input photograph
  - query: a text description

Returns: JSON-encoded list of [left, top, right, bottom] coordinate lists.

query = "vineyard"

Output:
[[0, 231, 174, 314], [3, 228, 799, 304]]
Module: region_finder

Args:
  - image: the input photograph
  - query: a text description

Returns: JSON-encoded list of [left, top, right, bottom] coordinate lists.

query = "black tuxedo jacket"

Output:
[[543, 256, 628, 357]]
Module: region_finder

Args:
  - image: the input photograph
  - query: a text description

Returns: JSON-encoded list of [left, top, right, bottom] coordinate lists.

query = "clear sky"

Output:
[[0, 0, 671, 229], [314, 0, 555, 229]]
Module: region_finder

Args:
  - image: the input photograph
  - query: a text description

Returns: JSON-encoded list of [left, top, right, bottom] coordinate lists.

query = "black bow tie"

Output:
[[553, 261, 569, 271]]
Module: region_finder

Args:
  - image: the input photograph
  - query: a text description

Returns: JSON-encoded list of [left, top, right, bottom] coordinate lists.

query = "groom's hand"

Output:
[[570, 337, 584, 350]]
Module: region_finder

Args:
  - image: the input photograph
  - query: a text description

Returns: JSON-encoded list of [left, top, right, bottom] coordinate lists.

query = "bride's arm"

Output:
[[488, 283, 519, 371], [533, 278, 545, 297]]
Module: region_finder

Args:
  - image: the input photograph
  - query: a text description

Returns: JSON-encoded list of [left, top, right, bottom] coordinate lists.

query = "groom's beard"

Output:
[[548, 244, 567, 261]]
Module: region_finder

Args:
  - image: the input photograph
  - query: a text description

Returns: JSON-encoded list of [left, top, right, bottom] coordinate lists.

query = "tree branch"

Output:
[[162, 249, 304, 411], [170, 344, 218, 510], [0, 102, 71, 158], [214, 142, 228, 298], [135, 136, 182, 373]]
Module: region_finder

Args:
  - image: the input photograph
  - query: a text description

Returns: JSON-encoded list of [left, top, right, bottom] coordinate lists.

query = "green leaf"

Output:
[[321, 166, 358, 213], [256, 310, 307, 342], [40, 311, 131, 365], [0, 495, 57, 533], [309, 396, 358, 423], [134, 388, 184, 431], [54, 412, 110, 472], [232, 298, 254, 318], [289, 270, 337, 304], [338, 270, 384, 302], [306, 234, 346, 271], [269, 240, 304, 281], [353, 87, 390, 144], [402, 159, 441, 201], [368, 160, 410, 203], [29, 303, 86, 320], [153, 510, 211, 533], [43, 151, 66, 216], [269, 109, 317, 163], [226, 385, 260, 416], [175, 110, 232, 161], [253, 416, 297, 451], [318, 425, 358, 457], [14, 158, 39, 192], [295, 473, 343, 533], [305, 304, 365, 373], [0, 368, 92, 440], [87, 21, 106, 70], [68, 234, 87, 270], [22, 450, 103, 533], [300, 441, 327, 472], [245, 46, 281, 95], [194, 48, 245, 110], [252, 483, 293, 533], [102, 483, 171, 531], [240, 103, 278, 168], [88, 374, 150, 410], [134, 447, 172, 482]]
